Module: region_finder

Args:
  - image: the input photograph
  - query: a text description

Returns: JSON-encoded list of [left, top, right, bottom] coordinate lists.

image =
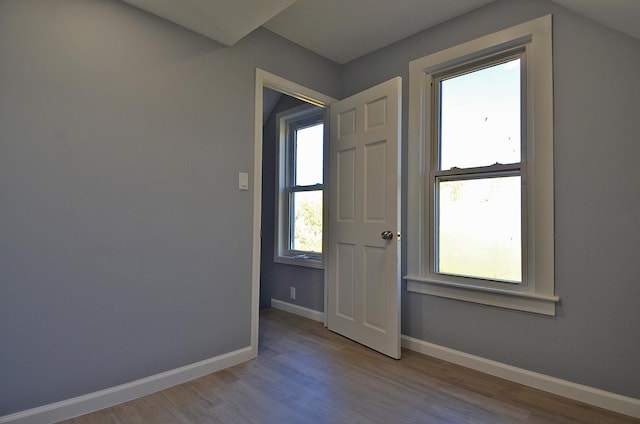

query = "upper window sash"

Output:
[[432, 50, 527, 173], [286, 116, 324, 189]]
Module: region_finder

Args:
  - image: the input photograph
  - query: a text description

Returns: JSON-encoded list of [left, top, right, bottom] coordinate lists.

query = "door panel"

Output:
[[363, 245, 386, 330], [337, 149, 356, 221], [327, 77, 401, 359], [364, 140, 387, 222], [336, 243, 356, 319]]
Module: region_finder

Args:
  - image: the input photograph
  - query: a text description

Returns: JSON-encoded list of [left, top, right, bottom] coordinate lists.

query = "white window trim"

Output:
[[274, 103, 325, 269], [405, 15, 558, 315]]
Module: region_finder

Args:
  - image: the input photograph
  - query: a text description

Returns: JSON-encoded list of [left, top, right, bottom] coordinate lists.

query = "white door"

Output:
[[327, 77, 402, 359]]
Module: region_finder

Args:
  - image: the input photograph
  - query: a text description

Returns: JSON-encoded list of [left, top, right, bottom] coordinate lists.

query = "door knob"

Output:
[[381, 231, 393, 240]]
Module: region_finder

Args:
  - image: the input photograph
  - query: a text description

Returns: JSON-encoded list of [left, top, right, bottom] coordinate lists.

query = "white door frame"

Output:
[[251, 69, 337, 354]]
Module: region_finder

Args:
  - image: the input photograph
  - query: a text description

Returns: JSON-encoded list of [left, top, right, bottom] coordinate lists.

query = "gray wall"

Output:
[[342, 0, 640, 399], [0, 0, 340, 416], [260, 92, 325, 312]]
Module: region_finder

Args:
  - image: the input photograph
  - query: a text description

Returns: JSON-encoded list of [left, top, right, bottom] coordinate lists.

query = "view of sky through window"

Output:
[[440, 58, 521, 170], [295, 123, 323, 186]]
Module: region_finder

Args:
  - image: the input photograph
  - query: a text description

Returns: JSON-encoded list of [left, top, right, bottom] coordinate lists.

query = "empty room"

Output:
[[1, 0, 639, 423]]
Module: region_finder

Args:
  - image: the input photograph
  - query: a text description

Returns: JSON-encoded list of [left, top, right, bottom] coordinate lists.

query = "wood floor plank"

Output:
[[58, 309, 639, 424]]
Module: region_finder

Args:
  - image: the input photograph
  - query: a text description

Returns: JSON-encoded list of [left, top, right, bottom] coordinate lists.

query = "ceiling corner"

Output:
[[121, 0, 297, 46]]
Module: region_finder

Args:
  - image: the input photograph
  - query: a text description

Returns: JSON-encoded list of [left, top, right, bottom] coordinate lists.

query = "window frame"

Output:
[[431, 50, 527, 287], [274, 104, 326, 269], [405, 15, 558, 315]]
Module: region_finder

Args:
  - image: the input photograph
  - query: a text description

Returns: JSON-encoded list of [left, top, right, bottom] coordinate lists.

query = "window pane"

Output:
[[437, 176, 521, 282], [295, 123, 323, 186], [440, 58, 521, 170], [292, 190, 323, 253]]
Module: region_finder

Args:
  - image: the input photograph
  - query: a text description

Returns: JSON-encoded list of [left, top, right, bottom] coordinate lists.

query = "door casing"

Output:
[[252, 69, 337, 354]]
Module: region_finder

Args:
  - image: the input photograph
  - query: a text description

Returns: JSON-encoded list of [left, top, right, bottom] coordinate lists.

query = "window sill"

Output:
[[274, 255, 324, 270], [404, 275, 559, 316]]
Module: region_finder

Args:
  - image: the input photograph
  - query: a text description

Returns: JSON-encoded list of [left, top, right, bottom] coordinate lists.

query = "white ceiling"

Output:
[[263, 0, 496, 64], [122, 0, 640, 64]]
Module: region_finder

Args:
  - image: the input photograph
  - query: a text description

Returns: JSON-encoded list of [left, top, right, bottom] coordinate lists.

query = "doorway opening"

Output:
[[250, 70, 336, 353], [260, 89, 325, 310], [252, 71, 402, 359]]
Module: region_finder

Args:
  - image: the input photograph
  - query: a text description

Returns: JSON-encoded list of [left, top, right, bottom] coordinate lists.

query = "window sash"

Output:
[[275, 105, 325, 266], [428, 49, 527, 288], [431, 170, 524, 284], [285, 120, 324, 257], [287, 188, 323, 256], [286, 118, 324, 189], [432, 49, 527, 172]]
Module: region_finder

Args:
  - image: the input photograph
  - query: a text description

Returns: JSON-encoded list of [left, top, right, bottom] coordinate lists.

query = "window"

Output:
[[406, 15, 558, 315], [275, 104, 325, 268], [435, 55, 524, 284]]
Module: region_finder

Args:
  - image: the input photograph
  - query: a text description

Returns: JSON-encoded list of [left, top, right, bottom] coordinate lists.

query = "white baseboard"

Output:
[[270, 298, 324, 322], [0, 346, 255, 424], [5, 329, 636, 423], [401, 335, 640, 419]]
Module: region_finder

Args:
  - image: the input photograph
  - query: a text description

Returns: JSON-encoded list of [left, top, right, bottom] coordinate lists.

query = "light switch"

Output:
[[238, 172, 249, 190]]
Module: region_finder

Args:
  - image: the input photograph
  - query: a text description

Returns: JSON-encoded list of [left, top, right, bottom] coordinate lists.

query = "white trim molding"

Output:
[[253, 68, 337, 352], [406, 15, 557, 315], [271, 298, 325, 323], [0, 347, 254, 424], [406, 277, 559, 316], [402, 335, 640, 419]]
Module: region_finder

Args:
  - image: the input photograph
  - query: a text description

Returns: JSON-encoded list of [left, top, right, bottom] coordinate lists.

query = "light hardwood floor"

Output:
[[60, 309, 638, 424]]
